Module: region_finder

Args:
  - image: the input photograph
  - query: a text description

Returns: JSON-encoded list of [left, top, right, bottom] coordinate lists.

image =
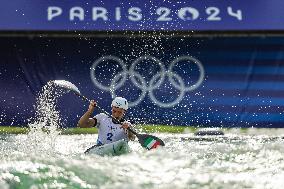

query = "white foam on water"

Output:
[[1, 132, 284, 188]]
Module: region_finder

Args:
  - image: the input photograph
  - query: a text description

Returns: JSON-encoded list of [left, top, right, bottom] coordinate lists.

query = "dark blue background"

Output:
[[1, 36, 284, 127], [0, 0, 284, 31]]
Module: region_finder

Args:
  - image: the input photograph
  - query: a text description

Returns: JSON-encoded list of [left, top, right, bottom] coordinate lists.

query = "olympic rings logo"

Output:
[[90, 55, 205, 108]]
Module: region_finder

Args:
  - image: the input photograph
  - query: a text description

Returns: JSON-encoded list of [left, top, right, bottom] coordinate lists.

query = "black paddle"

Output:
[[52, 80, 165, 150]]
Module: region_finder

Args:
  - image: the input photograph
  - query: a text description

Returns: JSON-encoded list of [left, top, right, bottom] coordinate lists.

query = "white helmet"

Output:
[[111, 97, 128, 110]]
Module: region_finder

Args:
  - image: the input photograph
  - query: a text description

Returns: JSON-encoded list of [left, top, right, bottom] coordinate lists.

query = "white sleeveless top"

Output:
[[94, 113, 128, 145]]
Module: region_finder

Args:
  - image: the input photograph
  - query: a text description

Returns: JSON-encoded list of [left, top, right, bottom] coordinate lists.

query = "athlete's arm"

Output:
[[78, 100, 97, 128]]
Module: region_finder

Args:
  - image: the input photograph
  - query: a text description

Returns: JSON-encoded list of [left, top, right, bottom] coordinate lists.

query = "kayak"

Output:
[[84, 139, 129, 156]]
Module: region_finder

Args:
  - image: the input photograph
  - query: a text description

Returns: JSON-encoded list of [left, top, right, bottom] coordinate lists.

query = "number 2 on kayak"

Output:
[[107, 133, 113, 141]]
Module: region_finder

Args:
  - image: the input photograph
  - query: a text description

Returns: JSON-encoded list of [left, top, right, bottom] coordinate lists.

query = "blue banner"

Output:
[[1, 0, 284, 31], [1, 36, 284, 127]]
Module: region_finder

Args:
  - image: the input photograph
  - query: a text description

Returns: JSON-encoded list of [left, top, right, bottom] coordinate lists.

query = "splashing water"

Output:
[[1, 131, 284, 188], [30, 81, 66, 130], [22, 81, 68, 155]]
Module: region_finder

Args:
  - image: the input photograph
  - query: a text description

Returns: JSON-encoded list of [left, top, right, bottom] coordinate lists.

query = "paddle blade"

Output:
[[137, 134, 165, 150], [52, 80, 81, 95]]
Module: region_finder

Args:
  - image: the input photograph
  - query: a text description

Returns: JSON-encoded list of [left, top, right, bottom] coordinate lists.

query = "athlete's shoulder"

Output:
[[100, 113, 108, 117], [94, 113, 107, 120], [97, 113, 109, 118]]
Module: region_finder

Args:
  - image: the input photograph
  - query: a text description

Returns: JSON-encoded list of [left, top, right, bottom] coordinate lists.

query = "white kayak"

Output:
[[84, 139, 129, 156]]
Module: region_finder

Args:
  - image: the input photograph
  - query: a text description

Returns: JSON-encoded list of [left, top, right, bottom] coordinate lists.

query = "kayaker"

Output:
[[78, 97, 135, 145]]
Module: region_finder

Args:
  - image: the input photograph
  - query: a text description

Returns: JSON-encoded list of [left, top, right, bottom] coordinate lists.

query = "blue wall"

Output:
[[1, 0, 284, 31], [1, 36, 284, 127]]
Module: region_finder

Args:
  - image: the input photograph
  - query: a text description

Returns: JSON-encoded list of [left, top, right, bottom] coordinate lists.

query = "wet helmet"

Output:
[[111, 97, 128, 110]]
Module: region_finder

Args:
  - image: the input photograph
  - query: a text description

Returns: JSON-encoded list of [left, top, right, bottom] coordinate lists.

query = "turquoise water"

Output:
[[1, 129, 284, 189]]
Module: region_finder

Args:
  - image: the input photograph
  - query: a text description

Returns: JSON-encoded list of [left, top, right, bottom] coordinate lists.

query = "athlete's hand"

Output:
[[121, 121, 135, 140], [88, 100, 97, 113], [121, 121, 131, 131]]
